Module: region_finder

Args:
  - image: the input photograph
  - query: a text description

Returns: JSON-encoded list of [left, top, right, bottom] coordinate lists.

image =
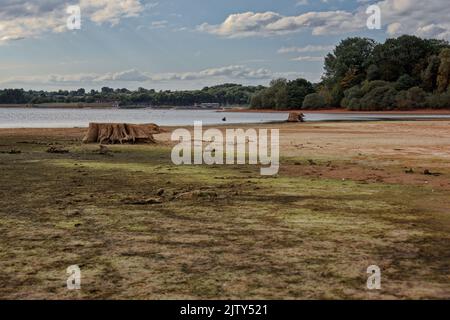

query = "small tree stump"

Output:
[[287, 112, 305, 122], [83, 123, 162, 144]]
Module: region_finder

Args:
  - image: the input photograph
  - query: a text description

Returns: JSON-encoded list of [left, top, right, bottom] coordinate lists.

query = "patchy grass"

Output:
[[0, 131, 449, 299]]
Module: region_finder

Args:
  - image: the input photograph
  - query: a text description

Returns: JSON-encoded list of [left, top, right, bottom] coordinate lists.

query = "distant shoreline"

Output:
[[0, 103, 115, 109], [223, 108, 450, 115], [1, 104, 450, 114]]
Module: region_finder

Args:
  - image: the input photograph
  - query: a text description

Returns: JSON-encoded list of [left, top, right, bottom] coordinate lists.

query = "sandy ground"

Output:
[[0, 121, 449, 299], [4, 121, 447, 190]]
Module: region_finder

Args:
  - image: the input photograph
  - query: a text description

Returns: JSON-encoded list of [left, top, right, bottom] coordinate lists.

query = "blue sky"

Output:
[[0, 0, 448, 90]]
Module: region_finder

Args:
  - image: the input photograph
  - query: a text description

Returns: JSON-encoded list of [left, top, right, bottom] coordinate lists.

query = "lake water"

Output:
[[0, 108, 450, 128]]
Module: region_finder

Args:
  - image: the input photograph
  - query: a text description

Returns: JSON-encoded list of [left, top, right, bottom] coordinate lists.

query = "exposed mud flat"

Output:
[[0, 121, 449, 299]]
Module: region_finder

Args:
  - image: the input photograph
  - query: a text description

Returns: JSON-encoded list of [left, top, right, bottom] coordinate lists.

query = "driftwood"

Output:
[[83, 123, 162, 144], [287, 112, 305, 123]]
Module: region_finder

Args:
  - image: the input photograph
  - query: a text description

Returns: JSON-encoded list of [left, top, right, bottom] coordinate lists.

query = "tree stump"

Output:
[[287, 112, 305, 122], [82, 123, 162, 144]]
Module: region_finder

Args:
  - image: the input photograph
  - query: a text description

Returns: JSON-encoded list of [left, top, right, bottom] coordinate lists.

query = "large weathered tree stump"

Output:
[[82, 123, 162, 144], [287, 112, 305, 122]]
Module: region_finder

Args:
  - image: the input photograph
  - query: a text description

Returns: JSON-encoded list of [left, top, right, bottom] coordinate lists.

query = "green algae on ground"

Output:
[[0, 136, 449, 299]]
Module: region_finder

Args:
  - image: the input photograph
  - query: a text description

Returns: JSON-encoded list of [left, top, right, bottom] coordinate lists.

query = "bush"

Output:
[[395, 91, 408, 109], [302, 93, 327, 109], [395, 74, 417, 91], [261, 91, 275, 109], [360, 85, 398, 110], [330, 83, 344, 107], [248, 78, 314, 110], [347, 98, 363, 110], [360, 80, 390, 94], [396, 87, 427, 110], [250, 92, 263, 109], [341, 85, 364, 109], [425, 92, 450, 109], [366, 64, 380, 81], [274, 85, 289, 109], [286, 78, 315, 109], [408, 87, 427, 108]]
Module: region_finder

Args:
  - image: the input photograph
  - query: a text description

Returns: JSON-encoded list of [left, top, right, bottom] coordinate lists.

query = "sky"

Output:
[[0, 0, 449, 91]]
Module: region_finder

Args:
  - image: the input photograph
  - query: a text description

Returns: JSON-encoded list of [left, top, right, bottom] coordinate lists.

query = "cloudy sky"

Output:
[[0, 0, 449, 90]]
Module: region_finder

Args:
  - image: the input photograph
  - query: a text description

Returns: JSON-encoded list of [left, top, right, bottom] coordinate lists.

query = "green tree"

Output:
[[370, 35, 448, 82], [396, 87, 427, 110], [101, 87, 114, 94], [366, 64, 380, 81], [302, 93, 327, 109], [426, 92, 450, 109], [323, 37, 375, 106], [0, 89, 27, 104], [437, 48, 450, 93], [250, 91, 263, 109], [422, 55, 441, 91], [324, 37, 376, 82], [286, 78, 315, 109], [395, 74, 417, 91], [360, 85, 398, 111], [341, 85, 364, 110]]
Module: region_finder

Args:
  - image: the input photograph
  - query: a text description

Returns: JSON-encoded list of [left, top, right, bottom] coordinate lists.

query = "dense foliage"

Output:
[[252, 35, 450, 110], [250, 78, 315, 110], [324, 36, 450, 110], [0, 84, 263, 107]]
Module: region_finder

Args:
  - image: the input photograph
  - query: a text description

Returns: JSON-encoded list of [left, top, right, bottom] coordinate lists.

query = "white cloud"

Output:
[[416, 24, 448, 39], [379, 0, 450, 39], [150, 65, 273, 81], [96, 69, 150, 82], [197, 10, 360, 38], [0, 65, 278, 87], [278, 44, 335, 54], [80, 0, 143, 25], [197, 11, 284, 38], [296, 0, 309, 6], [0, 0, 144, 43], [291, 56, 324, 62], [150, 20, 168, 29], [198, 0, 450, 39], [144, 2, 159, 10]]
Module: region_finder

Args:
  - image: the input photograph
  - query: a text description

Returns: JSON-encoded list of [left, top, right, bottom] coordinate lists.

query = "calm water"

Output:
[[0, 108, 450, 128]]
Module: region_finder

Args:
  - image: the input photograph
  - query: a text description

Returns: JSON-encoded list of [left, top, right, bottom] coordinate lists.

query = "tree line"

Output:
[[251, 35, 450, 110], [0, 84, 263, 107]]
